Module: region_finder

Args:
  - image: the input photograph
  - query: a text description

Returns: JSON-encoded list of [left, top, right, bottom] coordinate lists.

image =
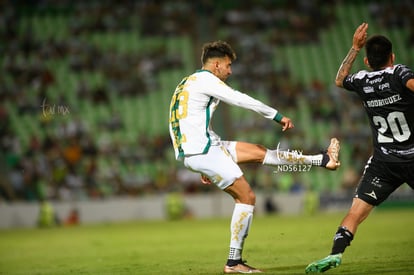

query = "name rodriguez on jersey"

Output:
[[364, 94, 402, 108]]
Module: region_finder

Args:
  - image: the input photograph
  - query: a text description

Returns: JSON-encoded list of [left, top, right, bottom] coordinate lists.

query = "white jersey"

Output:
[[169, 70, 279, 160]]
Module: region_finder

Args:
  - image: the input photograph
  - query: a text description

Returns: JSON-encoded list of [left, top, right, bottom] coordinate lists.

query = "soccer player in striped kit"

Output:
[[306, 23, 414, 273]]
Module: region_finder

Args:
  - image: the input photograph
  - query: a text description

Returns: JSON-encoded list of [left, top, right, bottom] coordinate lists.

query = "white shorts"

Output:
[[183, 143, 243, 190]]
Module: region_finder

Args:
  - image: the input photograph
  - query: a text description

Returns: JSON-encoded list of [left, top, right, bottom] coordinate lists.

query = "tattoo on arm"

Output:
[[335, 48, 359, 87]]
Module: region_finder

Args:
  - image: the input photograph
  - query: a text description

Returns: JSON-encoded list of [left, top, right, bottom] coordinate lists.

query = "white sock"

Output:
[[228, 203, 254, 260], [263, 149, 324, 166]]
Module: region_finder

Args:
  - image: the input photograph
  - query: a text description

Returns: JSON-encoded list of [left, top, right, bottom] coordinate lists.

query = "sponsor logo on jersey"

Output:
[[366, 77, 383, 84], [363, 86, 374, 93], [378, 82, 390, 90]]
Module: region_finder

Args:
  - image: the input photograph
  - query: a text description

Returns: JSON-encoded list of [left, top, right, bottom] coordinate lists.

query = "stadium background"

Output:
[[1, 0, 413, 227]]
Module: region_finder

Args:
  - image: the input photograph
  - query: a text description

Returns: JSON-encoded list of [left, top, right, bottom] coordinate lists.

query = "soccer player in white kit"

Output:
[[169, 41, 340, 273]]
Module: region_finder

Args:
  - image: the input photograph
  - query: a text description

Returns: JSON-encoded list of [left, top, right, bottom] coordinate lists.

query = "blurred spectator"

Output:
[[64, 208, 80, 226], [62, 137, 82, 166], [37, 199, 60, 227]]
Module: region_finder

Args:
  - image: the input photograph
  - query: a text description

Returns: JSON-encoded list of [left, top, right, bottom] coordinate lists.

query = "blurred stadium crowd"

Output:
[[1, 0, 413, 202]]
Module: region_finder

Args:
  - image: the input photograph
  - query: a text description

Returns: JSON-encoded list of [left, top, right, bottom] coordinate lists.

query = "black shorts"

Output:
[[355, 157, 414, 206]]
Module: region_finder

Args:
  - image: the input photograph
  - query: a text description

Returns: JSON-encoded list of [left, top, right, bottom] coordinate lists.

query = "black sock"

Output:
[[331, 226, 354, 254], [321, 151, 330, 167], [226, 259, 243, 266]]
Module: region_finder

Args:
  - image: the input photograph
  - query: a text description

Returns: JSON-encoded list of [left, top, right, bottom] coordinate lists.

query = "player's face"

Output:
[[214, 56, 233, 81]]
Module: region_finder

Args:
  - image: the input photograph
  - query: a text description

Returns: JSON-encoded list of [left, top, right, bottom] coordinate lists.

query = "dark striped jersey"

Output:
[[343, 64, 414, 163]]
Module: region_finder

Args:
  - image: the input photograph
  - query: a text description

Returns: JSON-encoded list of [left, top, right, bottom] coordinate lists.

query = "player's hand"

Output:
[[353, 22, 368, 51], [279, 116, 294, 131], [201, 174, 212, 185]]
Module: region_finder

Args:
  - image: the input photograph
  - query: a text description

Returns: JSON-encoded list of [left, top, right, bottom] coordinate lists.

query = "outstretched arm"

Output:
[[335, 23, 369, 88]]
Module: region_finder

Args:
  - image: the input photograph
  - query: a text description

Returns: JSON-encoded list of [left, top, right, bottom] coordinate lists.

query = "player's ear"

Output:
[[215, 60, 220, 68], [363, 57, 371, 69], [390, 53, 395, 64]]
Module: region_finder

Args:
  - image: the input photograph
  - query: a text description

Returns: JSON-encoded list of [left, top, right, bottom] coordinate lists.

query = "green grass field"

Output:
[[1, 208, 413, 274]]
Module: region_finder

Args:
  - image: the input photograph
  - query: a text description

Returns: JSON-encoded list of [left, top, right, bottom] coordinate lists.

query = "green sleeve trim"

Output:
[[273, 112, 283, 122]]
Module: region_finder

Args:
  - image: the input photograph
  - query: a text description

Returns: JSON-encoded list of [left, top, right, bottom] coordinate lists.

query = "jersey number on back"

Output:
[[170, 90, 189, 121], [169, 81, 189, 149], [373, 111, 411, 143]]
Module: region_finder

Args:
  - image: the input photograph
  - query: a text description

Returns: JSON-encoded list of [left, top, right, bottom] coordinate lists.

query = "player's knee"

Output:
[[248, 190, 256, 205], [241, 189, 256, 205], [225, 177, 256, 205]]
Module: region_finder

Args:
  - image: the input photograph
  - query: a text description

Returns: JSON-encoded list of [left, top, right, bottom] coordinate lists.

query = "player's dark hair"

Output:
[[365, 35, 392, 71], [201, 41, 236, 65]]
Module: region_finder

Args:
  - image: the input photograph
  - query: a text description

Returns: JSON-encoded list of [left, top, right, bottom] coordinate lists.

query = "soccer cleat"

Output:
[[305, 253, 342, 273], [224, 262, 263, 274], [324, 138, 340, 170]]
